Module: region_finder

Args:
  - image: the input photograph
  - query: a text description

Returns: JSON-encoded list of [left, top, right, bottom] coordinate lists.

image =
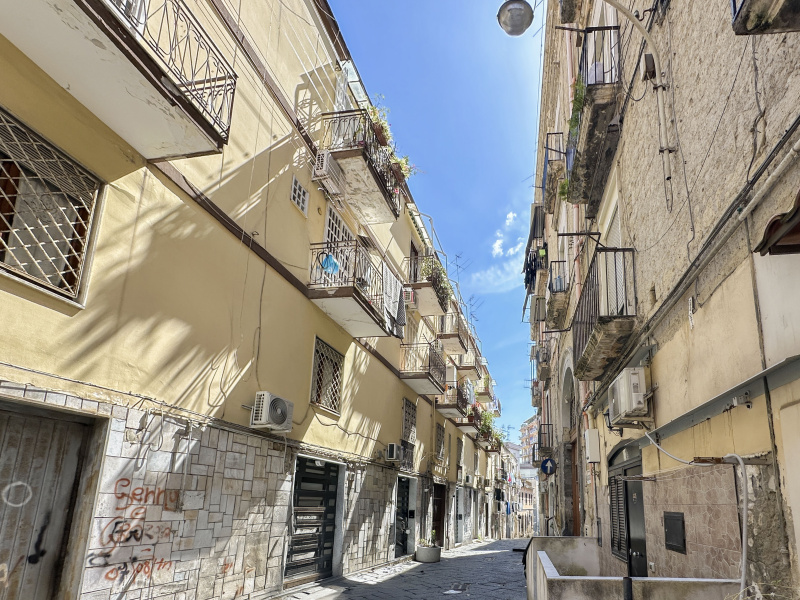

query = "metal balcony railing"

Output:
[[400, 342, 447, 389], [107, 0, 236, 141], [318, 109, 401, 214], [548, 260, 569, 294], [429, 312, 468, 342], [538, 423, 553, 451], [533, 443, 541, 464], [441, 383, 470, 414], [566, 26, 621, 175], [400, 440, 414, 471], [573, 248, 637, 366], [542, 132, 565, 207], [474, 376, 494, 397], [457, 348, 479, 371], [309, 240, 384, 313]]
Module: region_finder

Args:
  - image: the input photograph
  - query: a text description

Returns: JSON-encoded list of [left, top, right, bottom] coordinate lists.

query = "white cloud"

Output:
[[491, 239, 504, 257], [469, 255, 524, 294], [505, 211, 517, 228], [505, 238, 525, 256]]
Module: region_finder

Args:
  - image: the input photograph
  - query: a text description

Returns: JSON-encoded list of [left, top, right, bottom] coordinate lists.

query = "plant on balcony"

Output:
[[478, 410, 495, 439], [419, 255, 452, 311], [367, 97, 392, 147], [558, 178, 570, 201], [568, 78, 586, 139], [390, 154, 420, 180]]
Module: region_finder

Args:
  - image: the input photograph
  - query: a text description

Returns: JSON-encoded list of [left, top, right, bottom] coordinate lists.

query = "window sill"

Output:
[[312, 403, 341, 420]]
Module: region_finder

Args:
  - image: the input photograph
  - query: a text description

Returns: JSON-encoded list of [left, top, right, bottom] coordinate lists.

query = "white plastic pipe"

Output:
[[738, 137, 800, 222], [725, 453, 749, 594]]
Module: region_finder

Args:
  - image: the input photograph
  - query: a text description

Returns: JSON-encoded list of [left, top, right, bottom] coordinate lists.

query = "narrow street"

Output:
[[282, 540, 528, 600]]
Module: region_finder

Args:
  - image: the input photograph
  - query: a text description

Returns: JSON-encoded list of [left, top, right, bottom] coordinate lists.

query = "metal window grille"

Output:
[[310, 337, 344, 413], [436, 424, 445, 459], [0, 107, 101, 298], [290, 176, 308, 215], [402, 397, 417, 443], [457, 438, 464, 467], [400, 439, 414, 471]]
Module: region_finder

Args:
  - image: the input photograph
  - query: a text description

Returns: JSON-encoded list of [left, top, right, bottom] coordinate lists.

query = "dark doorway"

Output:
[[625, 464, 648, 577], [395, 477, 411, 557], [432, 483, 446, 547], [284, 457, 339, 587]]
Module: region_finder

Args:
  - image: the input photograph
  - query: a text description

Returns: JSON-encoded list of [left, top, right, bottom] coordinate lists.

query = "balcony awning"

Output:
[[754, 187, 800, 255]]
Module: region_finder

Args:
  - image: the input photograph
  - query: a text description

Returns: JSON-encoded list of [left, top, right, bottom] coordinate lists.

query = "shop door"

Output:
[[432, 484, 446, 547], [0, 407, 87, 600], [284, 457, 339, 587], [626, 464, 648, 577], [395, 477, 410, 557], [454, 487, 463, 544]]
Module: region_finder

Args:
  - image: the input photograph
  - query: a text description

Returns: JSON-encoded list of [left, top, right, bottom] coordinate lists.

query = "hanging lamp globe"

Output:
[[497, 0, 534, 36]]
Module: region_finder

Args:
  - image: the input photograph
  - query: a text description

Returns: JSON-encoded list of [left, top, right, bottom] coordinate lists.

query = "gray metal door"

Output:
[[625, 464, 648, 577], [0, 407, 87, 599]]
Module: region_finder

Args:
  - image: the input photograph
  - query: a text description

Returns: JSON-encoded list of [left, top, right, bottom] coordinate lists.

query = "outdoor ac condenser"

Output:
[[312, 151, 345, 196], [608, 367, 649, 426], [250, 392, 293, 432]]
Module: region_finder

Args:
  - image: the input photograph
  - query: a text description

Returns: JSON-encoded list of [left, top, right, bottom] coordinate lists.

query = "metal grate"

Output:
[[0, 107, 100, 298], [310, 338, 344, 413], [400, 439, 414, 471], [290, 176, 309, 215], [436, 424, 445, 459], [402, 397, 417, 444]]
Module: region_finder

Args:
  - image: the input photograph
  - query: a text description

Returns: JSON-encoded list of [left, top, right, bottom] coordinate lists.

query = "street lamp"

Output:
[[497, 0, 534, 36]]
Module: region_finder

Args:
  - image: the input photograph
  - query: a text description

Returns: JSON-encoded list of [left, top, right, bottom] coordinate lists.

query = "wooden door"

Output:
[[0, 407, 87, 599]]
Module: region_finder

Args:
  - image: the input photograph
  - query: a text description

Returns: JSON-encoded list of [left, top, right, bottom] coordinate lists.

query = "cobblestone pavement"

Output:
[[282, 539, 528, 600]]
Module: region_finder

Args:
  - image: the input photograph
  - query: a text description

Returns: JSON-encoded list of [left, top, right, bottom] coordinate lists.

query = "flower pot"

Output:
[[390, 162, 406, 183], [415, 545, 441, 563], [372, 122, 389, 146]]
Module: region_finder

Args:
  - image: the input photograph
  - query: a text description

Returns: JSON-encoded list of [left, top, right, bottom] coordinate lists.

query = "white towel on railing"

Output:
[[383, 263, 403, 337]]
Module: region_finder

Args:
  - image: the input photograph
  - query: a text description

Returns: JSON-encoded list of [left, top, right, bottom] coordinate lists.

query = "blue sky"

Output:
[[327, 1, 546, 443]]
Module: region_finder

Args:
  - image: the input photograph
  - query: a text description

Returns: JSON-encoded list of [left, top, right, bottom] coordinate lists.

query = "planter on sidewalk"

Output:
[[414, 546, 441, 563]]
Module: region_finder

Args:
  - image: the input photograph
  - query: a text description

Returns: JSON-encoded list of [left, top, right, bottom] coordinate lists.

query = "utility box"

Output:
[[584, 429, 601, 463]]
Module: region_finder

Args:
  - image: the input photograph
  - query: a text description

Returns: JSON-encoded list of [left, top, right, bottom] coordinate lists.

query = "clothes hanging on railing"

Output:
[[382, 263, 404, 338]]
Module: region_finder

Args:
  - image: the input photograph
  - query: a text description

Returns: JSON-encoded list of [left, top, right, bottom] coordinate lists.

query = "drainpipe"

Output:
[[602, 0, 674, 209], [738, 136, 800, 222]]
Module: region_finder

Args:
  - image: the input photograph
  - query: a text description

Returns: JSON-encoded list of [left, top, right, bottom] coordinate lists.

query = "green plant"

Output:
[[367, 95, 393, 144], [418, 529, 437, 547], [558, 178, 570, 201], [568, 78, 586, 137], [392, 154, 420, 179], [419, 255, 452, 310], [478, 410, 495, 438]]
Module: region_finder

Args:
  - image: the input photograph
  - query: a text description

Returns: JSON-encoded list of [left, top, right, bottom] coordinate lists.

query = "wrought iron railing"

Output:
[[573, 248, 637, 365], [548, 260, 569, 294], [400, 342, 446, 389], [106, 0, 237, 141], [431, 312, 468, 345], [457, 348, 479, 372], [492, 396, 502, 417], [440, 382, 469, 414], [474, 376, 494, 397], [533, 442, 541, 464], [538, 423, 553, 450], [318, 109, 401, 215], [309, 240, 384, 315], [404, 253, 451, 313], [400, 440, 414, 471], [541, 132, 565, 200], [566, 26, 621, 175]]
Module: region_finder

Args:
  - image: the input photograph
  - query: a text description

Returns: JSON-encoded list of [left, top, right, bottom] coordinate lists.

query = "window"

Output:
[[436, 424, 445, 460], [609, 474, 627, 559], [290, 176, 309, 215], [310, 337, 344, 412], [402, 397, 416, 443], [0, 107, 100, 298]]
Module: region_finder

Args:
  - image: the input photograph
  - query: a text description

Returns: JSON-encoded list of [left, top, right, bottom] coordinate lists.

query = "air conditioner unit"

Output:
[[402, 288, 417, 307], [386, 443, 402, 462], [250, 392, 294, 432], [312, 151, 346, 197], [608, 367, 649, 426]]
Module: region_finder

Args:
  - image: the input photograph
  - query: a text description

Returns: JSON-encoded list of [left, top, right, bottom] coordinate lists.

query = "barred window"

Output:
[[310, 337, 344, 412], [290, 176, 308, 215], [402, 397, 416, 443], [0, 107, 100, 298], [457, 438, 464, 466], [436, 424, 445, 460]]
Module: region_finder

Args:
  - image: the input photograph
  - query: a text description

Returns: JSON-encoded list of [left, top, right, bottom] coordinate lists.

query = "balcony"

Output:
[[541, 133, 566, 213], [2, 0, 237, 159], [436, 383, 469, 419], [538, 423, 553, 457], [573, 248, 637, 381], [732, 0, 800, 34], [474, 376, 494, 401], [491, 396, 502, 417], [524, 244, 548, 297], [308, 241, 390, 338], [454, 409, 480, 435], [400, 342, 447, 395], [564, 27, 622, 219], [455, 348, 481, 381], [536, 345, 552, 383], [546, 260, 570, 329], [404, 254, 450, 316], [532, 443, 541, 467], [531, 381, 542, 410], [428, 312, 469, 355], [318, 110, 402, 224]]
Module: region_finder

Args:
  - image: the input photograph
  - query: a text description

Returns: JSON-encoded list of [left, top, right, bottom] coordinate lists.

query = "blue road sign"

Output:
[[540, 458, 557, 476]]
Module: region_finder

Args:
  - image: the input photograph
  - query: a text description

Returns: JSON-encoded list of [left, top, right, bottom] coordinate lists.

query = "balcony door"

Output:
[[109, 0, 149, 33], [321, 206, 354, 286], [603, 207, 627, 315]]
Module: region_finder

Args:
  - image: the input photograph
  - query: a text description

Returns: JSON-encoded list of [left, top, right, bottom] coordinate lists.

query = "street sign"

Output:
[[540, 458, 556, 476]]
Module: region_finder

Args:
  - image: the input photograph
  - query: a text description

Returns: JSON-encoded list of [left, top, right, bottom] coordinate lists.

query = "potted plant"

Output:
[[419, 255, 452, 312], [415, 529, 441, 563], [367, 100, 392, 147]]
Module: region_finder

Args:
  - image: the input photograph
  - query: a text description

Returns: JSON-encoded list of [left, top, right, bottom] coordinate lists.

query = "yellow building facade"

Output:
[[0, 0, 508, 597]]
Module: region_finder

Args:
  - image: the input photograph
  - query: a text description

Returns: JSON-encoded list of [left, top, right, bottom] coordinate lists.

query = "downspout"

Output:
[[602, 0, 674, 209]]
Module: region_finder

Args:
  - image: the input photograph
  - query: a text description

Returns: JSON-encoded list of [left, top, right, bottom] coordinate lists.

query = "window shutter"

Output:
[[609, 474, 628, 559]]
